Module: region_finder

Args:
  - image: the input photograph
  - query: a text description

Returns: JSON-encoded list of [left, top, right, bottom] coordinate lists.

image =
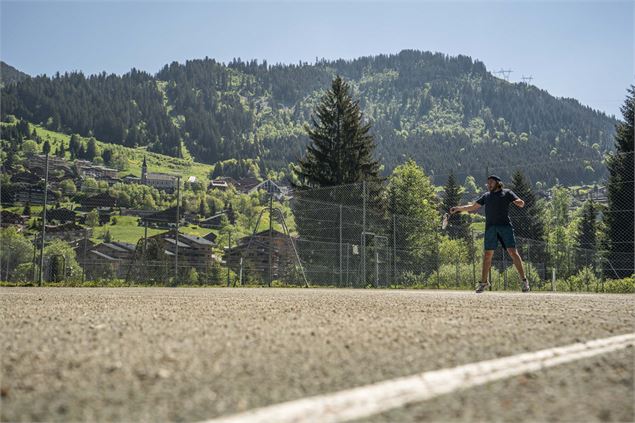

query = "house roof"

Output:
[[164, 238, 191, 248], [178, 232, 215, 246], [146, 172, 176, 181], [143, 207, 178, 223], [89, 250, 118, 261]]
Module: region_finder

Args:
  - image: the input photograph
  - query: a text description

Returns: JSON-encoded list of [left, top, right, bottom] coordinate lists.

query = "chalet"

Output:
[[198, 212, 226, 229], [11, 185, 58, 205], [10, 171, 42, 185], [248, 179, 289, 197], [0, 210, 26, 228], [44, 223, 90, 243], [45, 207, 77, 224], [75, 160, 119, 180], [80, 241, 136, 279], [208, 179, 230, 191], [140, 206, 183, 228], [80, 192, 118, 209], [224, 229, 298, 281], [143, 230, 218, 274], [235, 177, 261, 193]]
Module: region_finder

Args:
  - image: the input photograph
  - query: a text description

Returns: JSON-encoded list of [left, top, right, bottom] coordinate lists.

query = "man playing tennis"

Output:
[[450, 175, 530, 293]]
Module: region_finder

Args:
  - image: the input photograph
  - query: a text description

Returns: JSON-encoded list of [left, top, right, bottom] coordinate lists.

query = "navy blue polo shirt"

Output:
[[475, 189, 519, 228]]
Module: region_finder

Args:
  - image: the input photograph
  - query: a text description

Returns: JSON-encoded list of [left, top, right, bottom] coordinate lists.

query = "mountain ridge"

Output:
[[1, 50, 618, 185]]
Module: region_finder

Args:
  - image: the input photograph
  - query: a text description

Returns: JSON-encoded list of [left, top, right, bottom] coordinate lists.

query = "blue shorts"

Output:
[[484, 225, 516, 250]]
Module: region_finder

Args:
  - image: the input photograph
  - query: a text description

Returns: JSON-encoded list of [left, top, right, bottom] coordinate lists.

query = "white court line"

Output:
[[203, 333, 635, 423]]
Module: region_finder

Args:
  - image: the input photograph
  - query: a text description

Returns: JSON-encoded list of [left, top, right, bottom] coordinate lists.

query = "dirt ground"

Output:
[[1, 287, 633, 422]]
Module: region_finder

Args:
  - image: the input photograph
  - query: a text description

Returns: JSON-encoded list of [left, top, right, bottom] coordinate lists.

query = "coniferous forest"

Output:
[[1, 50, 617, 185]]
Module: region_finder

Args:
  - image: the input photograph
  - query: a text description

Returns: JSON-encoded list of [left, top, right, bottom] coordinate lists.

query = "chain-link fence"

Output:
[[1, 152, 633, 291]]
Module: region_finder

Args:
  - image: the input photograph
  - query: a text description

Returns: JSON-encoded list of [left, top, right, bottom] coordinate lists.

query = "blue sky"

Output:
[[1, 0, 633, 117]]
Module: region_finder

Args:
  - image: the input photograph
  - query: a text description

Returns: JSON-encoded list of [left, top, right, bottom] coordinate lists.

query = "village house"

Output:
[[0, 210, 27, 229], [224, 229, 298, 282]]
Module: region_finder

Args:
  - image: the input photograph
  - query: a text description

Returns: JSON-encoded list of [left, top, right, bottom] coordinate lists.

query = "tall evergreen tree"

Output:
[[86, 137, 97, 161], [293, 75, 382, 190], [604, 85, 634, 278], [442, 171, 470, 242], [576, 199, 598, 269], [509, 169, 547, 265]]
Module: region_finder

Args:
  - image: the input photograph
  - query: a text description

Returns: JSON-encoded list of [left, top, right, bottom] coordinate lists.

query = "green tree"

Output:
[[22, 140, 38, 156], [86, 137, 98, 161], [442, 171, 470, 242], [509, 170, 546, 265], [43, 239, 81, 281], [387, 159, 439, 278], [42, 140, 51, 155], [0, 227, 33, 281], [293, 75, 382, 191], [604, 85, 634, 278], [464, 175, 479, 195], [85, 209, 99, 227], [59, 179, 77, 196], [102, 148, 113, 165], [22, 202, 31, 216], [575, 199, 598, 269]]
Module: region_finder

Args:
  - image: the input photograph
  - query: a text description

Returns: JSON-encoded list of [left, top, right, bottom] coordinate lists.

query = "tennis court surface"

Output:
[[1, 287, 633, 422]]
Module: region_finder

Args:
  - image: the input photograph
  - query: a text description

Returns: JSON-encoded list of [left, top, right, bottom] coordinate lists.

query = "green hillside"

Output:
[[1, 50, 619, 186]]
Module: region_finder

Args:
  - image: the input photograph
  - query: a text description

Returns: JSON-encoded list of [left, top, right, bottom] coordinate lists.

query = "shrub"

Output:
[[603, 276, 635, 294], [566, 266, 600, 292], [505, 262, 543, 290]]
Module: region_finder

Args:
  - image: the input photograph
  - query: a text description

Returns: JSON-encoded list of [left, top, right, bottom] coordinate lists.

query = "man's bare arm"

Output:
[[450, 203, 481, 214], [513, 199, 525, 208]]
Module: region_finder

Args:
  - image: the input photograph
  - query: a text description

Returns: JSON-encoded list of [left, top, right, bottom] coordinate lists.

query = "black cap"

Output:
[[487, 175, 502, 182]]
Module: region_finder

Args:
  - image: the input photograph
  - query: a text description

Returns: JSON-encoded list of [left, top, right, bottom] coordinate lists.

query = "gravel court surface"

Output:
[[1, 287, 633, 422]]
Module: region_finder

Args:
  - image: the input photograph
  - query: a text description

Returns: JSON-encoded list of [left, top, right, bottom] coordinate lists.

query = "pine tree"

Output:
[[604, 85, 634, 278], [293, 75, 382, 190], [42, 140, 51, 155], [509, 170, 546, 265], [442, 171, 470, 241], [199, 198, 206, 217], [86, 137, 97, 161], [23, 202, 31, 216], [576, 199, 598, 269]]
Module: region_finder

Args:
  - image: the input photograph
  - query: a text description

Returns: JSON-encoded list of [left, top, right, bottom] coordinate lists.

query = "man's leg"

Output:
[[506, 248, 526, 279], [481, 250, 495, 283], [507, 247, 530, 291]]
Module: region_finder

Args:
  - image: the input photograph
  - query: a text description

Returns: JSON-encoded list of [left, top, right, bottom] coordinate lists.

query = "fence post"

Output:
[[552, 268, 556, 291], [339, 204, 342, 287], [394, 214, 399, 287], [175, 175, 181, 283], [38, 152, 49, 286], [226, 230, 232, 287], [362, 181, 366, 287], [455, 255, 459, 288], [471, 229, 476, 287], [503, 248, 507, 290], [268, 193, 273, 287]]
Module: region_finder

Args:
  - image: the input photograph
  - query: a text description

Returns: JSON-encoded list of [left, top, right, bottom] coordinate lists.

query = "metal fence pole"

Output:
[[268, 193, 273, 287], [339, 204, 342, 287], [362, 181, 366, 286], [227, 230, 232, 287], [38, 152, 49, 286], [175, 175, 181, 283], [393, 214, 397, 286]]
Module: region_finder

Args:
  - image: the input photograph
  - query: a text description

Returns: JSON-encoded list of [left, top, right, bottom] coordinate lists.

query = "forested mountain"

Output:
[[0, 62, 29, 87], [1, 50, 618, 185]]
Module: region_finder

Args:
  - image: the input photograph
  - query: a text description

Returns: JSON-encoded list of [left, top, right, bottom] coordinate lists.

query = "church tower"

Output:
[[141, 156, 148, 184]]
